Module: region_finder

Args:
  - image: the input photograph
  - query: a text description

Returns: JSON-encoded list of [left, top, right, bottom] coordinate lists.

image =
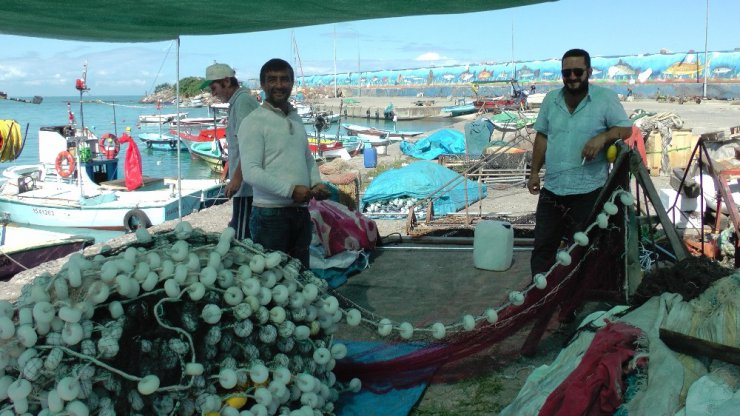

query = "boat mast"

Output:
[[291, 31, 307, 101], [333, 25, 338, 98], [74, 63, 90, 199]]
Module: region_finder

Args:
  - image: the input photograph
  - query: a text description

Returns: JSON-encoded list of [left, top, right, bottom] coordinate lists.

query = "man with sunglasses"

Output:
[[201, 63, 260, 241], [527, 49, 633, 277]]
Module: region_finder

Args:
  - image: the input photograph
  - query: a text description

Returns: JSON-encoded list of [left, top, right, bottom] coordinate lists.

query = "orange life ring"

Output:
[[55, 150, 76, 177], [99, 133, 120, 159]]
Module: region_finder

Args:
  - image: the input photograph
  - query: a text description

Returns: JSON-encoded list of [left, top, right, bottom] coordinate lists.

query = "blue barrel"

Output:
[[363, 145, 377, 168]]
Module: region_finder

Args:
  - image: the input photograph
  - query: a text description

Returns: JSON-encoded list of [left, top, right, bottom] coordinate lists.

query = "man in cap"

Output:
[[201, 63, 259, 240]]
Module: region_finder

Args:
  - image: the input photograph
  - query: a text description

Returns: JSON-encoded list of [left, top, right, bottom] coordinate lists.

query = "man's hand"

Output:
[[527, 174, 541, 195], [582, 134, 608, 161], [291, 185, 313, 204], [224, 180, 240, 198], [310, 183, 331, 201]]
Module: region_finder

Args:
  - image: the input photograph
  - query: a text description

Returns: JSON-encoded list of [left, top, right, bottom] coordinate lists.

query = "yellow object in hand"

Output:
[[606, 144, 618, 163]]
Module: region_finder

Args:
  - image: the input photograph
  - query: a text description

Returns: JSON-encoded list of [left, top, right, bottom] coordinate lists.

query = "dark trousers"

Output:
[[250, 206, 312, 268], [229, 196, 253, 241], [531, 187, 602, 276]]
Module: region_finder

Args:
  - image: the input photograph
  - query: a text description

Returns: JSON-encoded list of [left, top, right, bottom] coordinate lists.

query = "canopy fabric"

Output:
[[0, 0, 556, 42]]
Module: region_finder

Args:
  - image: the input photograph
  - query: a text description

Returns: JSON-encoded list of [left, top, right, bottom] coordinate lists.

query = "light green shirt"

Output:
[[534, 84, 632, 195], [228, 87, 259, 197]]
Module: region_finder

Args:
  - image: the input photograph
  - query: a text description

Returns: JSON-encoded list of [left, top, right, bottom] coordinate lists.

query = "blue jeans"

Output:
[[531, 187, 602, 276], [250, 206, 312, 268]]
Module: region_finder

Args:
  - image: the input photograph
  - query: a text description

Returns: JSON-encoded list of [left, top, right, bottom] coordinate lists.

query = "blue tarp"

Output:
[[336, 341, 436, 416], [360, 161, 487, 216], [399, 129, 466, 160]]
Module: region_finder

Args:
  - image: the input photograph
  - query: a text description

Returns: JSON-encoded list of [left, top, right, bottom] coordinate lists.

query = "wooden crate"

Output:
[[644, 129, 698, 175]]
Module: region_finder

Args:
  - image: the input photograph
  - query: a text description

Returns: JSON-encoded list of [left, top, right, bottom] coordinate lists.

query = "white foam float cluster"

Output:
[[0, 222, 360, 415], [348, 188, 634, 340]]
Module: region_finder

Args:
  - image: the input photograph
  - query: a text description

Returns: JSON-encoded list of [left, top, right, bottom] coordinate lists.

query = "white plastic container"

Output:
[[473, 220, 513, 271], [376, 145, 388, 155]]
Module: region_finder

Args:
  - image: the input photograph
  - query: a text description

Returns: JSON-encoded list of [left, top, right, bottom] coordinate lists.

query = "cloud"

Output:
[[415, 52, 443, 62]]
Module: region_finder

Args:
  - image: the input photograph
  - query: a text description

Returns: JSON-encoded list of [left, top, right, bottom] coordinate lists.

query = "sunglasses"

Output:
[[561, 68, 587, 78]]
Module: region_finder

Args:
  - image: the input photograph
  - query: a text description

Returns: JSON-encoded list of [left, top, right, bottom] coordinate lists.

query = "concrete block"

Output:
[[659, 188, 698, 212]]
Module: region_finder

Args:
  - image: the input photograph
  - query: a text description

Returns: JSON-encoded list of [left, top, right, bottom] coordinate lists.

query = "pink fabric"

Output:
[[309, 199, 378, 257], [539, 322, 645, 416]]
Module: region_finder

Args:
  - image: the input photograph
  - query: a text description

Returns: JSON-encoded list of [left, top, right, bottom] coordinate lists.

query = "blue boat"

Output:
[[137, 132, 186, 151], [441, 99, 478, 117]]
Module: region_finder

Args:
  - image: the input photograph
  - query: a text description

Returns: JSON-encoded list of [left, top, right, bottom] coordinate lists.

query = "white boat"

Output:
[[302, 112, 341, 126], [0, 126, 224, 232], [138, 112, 188, 123], [342, 123, 423, 142]]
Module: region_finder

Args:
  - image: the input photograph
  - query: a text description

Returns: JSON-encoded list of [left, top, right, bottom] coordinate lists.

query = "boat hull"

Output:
[[0, 228, 93, 281], [190, 142, 226, 173], [0, 180, 224, 231]]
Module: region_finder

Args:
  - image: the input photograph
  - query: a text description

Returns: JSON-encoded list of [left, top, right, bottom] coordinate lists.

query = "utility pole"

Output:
[[703, 0, 709, 99]]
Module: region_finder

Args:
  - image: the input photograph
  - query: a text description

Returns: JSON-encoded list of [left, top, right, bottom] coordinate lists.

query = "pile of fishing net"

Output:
[[500, 264, 740, 415], [0, 224, 361, 415]]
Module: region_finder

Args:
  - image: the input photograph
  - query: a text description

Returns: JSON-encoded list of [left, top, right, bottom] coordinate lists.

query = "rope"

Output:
[[85, 100, 151, 110], [633, 111, 684, 175]]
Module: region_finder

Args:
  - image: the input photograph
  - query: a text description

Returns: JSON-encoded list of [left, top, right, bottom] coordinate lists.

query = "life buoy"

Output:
[[55, 150, 76, 177], [98, 133, 120, 159], [123, 209, 152, 232]]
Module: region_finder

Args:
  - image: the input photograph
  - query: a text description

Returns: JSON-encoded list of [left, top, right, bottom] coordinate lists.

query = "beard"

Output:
[[266, 86, 291, 107], [563, 77, 589, 95]]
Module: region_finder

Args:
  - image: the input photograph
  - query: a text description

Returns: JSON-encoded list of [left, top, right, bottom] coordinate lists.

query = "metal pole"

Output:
[[333, 25, 338, 98], [703, 0, 709, 99], [357, 29, 361, 97], [176, 37, 182, 220]]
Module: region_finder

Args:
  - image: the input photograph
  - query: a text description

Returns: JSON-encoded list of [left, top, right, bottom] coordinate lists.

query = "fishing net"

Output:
[[332, 159, 634, 391]]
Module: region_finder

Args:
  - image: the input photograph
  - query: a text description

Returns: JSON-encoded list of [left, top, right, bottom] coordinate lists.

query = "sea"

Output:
[[0, 95, 454, 243]]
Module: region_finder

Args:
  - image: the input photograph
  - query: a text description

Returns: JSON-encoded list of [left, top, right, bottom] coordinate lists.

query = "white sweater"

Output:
[[238, 102, 321, 207]]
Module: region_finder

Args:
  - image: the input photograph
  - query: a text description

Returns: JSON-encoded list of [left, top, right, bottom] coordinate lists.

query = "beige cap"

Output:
[[201, 63, 236, 89]]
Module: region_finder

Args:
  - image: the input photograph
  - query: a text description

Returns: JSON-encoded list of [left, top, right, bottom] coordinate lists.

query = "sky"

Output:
[[0, 0, 737, 97]]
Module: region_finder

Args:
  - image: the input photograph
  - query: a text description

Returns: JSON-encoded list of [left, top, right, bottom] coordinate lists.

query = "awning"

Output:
[[0, 0, 556, 42]]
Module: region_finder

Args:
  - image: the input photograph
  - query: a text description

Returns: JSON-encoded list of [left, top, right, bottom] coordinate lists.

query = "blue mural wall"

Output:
[[297, 50, 740, 98]]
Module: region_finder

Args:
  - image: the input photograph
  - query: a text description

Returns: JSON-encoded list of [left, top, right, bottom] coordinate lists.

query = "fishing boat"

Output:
[[342, 123, 423, 142], [307, 135, 362, 160], [175, 124, 226, 143], [137, 112, 188, 123], [302, 112, 341, 126], [0, 124, 225, 232], [189, 140, 227, 174], [441, 101, 477, 117], [488, 111, 538, 131], [0, 220, 94, 281], [137, 132, 186, 151]]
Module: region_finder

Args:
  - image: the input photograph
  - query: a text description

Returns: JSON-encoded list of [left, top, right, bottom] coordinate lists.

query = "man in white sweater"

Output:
[[239, 58, 329, 268]]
